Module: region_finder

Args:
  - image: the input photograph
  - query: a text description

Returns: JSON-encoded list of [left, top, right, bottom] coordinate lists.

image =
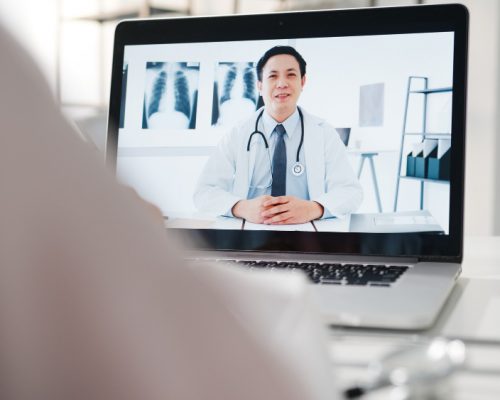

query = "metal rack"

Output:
[[393, 76, 452, 212]]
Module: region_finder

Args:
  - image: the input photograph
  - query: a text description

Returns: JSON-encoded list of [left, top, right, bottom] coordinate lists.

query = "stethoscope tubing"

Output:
[[246, 107, 304, 164]]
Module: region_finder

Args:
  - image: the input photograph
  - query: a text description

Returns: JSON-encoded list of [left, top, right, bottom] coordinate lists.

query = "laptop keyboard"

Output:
[[217, 260, 409, 286]]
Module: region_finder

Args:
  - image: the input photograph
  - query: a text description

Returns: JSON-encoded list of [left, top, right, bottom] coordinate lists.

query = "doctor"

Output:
[[194, 46, 362, 224]]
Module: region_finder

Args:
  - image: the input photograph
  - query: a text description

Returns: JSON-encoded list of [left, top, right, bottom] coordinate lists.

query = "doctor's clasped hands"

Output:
[[232, 195, 324, 224]]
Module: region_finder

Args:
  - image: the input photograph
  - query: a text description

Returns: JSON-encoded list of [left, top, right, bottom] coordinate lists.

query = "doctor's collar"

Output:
[[261, 108, 300, 140]]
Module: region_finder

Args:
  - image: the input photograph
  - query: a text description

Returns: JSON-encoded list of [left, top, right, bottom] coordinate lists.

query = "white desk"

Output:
[[328, 236, 500, 399], [165, 211, 441, 233], [166, 215, 351, 232], [165, 215, 243, 230]]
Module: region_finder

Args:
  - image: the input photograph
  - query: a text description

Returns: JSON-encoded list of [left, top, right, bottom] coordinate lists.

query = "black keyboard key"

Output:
[[319, 280, 342, 285], [216, 260, 409, 286]]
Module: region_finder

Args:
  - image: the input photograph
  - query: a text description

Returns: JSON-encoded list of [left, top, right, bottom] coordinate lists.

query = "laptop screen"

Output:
[[108, 6, 467, 258], [116, 32, 453, 234]]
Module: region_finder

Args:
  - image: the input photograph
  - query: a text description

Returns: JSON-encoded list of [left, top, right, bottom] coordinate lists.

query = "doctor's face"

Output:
[[257, 54, 306, 122]]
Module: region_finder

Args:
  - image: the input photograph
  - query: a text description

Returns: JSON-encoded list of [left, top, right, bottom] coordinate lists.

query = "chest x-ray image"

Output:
[[212, 62, 261, 127], [142, 62, 200, 130]]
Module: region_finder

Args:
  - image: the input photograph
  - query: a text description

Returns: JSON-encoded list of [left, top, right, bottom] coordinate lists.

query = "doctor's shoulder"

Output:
[[303, 110, 345, 150], [302, 110, 334, 136]]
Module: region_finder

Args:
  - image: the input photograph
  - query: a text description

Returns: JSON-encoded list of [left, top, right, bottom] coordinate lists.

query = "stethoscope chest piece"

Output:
[[248, 107, 306, 178], [292, 162, 305, 176]]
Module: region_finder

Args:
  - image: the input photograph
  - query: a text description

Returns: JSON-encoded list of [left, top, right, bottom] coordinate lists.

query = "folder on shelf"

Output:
[[415, 149, 425, 178], [406, 151, 416, 176], [427, 139, 451, 180], [406, 142, 424, 177], [415, 139, 438, 178]]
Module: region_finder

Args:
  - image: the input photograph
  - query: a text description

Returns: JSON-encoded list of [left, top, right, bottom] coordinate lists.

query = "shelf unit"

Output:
[[393, 76, 452, 212], [56, 1, 193, 113]]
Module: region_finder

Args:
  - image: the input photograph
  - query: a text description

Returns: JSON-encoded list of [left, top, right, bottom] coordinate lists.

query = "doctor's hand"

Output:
[[261, 196, 324, 225], [232, 195, 274, 224]]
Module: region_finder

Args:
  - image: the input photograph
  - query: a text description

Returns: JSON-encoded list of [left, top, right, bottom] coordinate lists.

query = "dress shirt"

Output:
[[247, 108, 332, 218], [248, 108, 309, 200]]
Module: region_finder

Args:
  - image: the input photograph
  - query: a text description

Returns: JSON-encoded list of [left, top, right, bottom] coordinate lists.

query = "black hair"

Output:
[[256, 46, 306, 81]]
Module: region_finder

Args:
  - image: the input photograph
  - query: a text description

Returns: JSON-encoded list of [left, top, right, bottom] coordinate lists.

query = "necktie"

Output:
[[271, 124, 287, 196]]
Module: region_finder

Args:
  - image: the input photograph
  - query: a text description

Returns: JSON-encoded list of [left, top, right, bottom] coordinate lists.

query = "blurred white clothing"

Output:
[[0, 25, 337, 400]]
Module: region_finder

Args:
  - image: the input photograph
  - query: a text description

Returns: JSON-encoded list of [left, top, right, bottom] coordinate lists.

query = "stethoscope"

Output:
[[246, 107, 305, 177]]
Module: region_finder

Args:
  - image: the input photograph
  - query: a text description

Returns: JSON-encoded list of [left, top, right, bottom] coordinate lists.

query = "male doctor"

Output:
[[194, 46, 362, 225]]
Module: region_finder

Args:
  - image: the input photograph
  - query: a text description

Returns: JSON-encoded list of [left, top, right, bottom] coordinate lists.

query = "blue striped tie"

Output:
[[271, 124, 287, 196]]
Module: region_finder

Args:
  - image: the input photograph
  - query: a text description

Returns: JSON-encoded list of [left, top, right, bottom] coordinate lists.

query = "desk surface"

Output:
[[328, 236, 500, 399], [329, 328, 500, 400], [462, 235, 500, 278], [165, 210, 442, 233]]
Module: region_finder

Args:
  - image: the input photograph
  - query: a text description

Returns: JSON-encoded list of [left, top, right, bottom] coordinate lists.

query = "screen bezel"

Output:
[[107, 4, 468, 262]]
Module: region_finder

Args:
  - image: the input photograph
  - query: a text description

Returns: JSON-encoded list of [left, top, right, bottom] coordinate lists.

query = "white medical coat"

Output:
[[194, 108, 363, 217]]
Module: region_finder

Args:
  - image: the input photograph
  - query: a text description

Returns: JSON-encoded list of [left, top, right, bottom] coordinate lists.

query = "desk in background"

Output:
[[166, 210, 443, 233], [328, 236, 500, 399], [165, 214, 242, 230], [348, 148, 397, 213]]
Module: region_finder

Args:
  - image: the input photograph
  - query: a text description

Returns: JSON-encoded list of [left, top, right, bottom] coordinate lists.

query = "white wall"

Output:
[[0, 0, 59, 91], [424, 0, 500, 235]]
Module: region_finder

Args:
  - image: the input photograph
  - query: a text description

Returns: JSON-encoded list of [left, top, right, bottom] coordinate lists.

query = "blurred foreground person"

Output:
[[0, 26, 336, 400]]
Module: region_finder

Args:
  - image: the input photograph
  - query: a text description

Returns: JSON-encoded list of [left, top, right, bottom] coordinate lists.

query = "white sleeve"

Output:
[[0, 25, 338, 400], [193, 127, 243, 216], [313, 124, 363, 217], [196, 264, 339, 400]]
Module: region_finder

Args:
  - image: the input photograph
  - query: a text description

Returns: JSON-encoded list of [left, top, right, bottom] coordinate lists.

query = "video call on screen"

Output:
[[117, 32, 454, 234]]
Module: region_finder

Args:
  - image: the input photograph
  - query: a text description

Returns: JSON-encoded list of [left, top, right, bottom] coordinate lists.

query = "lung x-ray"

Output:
[[212, 62, 261, 127], [143, 62, 200, 130]]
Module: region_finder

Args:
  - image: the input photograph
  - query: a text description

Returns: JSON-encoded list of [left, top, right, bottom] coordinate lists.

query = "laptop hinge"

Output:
[[190, 250, 419, 265]]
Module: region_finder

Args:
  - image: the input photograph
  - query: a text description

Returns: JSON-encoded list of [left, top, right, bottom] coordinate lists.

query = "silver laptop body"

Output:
[[107, 4, 468, 330]]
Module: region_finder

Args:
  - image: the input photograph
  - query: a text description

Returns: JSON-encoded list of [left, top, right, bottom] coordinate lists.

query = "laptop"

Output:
[[106, 4, 468, 329]]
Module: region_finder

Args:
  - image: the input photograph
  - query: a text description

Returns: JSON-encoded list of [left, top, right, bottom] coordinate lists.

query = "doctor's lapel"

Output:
[[304, 117, 326, 199], [240, 139, 263, 197], [233, 136, 251, 199]]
